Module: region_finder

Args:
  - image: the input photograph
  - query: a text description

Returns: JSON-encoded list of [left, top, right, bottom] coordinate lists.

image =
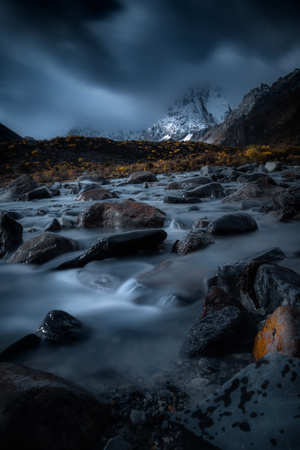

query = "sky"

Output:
[[1, 0, 300, 139]]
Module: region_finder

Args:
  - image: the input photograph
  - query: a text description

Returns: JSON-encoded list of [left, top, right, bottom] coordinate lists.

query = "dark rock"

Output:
[[8, 232, 79, 264], [219, 168, 242, 181], [193, 218, 210, 228], [183, 182, 225, 199], [163, 196, 201, 204], [254, 264, 300, 313], [265, 161, 283, 172], [269, 185, 300, 221], [36, 310, 88, 344], [0, 334, 41, 363], [44, 218, 61, 232], [77, 173, 108, 184], [201, 286, 246, 319], [21, 186, 53, 201], [165, 177, 212, 190], [76, 188, 119, 201], [216, 247, 286, 299], [0, 213, 23, 258], [0, 174, 38, 201], [172, 353, 300, 450], [77, 200, 166, 229], [222, 177, 282, 203], [126, 171, 157, 184], [0, 362, 110, 450], [236, 162, 259, 172], [54, 229, 167, 270], [236, 173, 269, 183], [206, 212, 258, 235], [181, 306, 259, 357], [172, 230, 214, 255]]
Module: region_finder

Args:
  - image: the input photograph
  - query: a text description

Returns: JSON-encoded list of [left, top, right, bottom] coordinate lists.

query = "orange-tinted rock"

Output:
[[253, 305, 300, 360], [76, 188, 118, 201]]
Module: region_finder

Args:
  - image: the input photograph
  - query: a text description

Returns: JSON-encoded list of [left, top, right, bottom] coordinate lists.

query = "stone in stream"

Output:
[[183, 182, 225, 199], [172, 230, 214, 256], [171, 353, 300, 450], [126, 171, 157, 184], [0, 174, 38, 202], [44, 218, 61, 232], [201, 286, 246, 319], [165, 176, 212, 190], [236, 162, 259, 172], [77, 173, 108, 184], [163, 196, 202, 204], [54, 229, 167, 270], [206, 212, 258, 235], [265, 161, 283, 172], [0, 213, 23, 258], [76, 188, 119, 201], [181, 306, 259, 357], [222, 177, 282, 204], [36, 310, 88, 345], [77, 199, 166, 228], [7, 232, 79, 264], [254, 263, 300, 313], [21, 185, 54, 201], [267, 185, 300, 221], [0, 362, 110, 450], [236, 172, 270, 183], [253, 305, 300, 360]]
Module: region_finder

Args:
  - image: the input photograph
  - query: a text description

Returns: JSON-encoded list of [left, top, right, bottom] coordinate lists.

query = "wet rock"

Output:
[[36, 310, 88, 345], [216, 247, 286, 299], [268, 185, 300, 221], [265, 161, 283, 172], [21, 185, 54, 201], [222, 177, 282, 203], [172, 353, 300, 450], [193, 218, 210, 228], [8, 232, 79, 264], [44, 218, 61, 232], [254, 263, 300, 313], [165, 177, 212, 190], [253, 305, 300, 360], [0, 213, 23, 258], [181, 306, 259, 357], [0, 362, 110, 450], [236, 162, 258, 172], [0, 334, 41, 363], [76, 188, 119, 201], [282, 168, 300, 182], [54, 229, 167, 270], [77, 200, 166, 228], [163, 196, 201, 204], [201, 286, 246, 319], [77, 173, 108, 184], [206, 212, 258, 235], [126, 171, 157, 184], [172, 230, 214, 256], [236, 173, 269, 183], [183, 182, 225, 199], [219, 168, 241, 181], [0, 174, 38, 201]]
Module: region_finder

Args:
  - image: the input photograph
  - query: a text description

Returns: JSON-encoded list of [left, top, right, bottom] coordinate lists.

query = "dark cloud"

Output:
[[0, 0, 299, 137]]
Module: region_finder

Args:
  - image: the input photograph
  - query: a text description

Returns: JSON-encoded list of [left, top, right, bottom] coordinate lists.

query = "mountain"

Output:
[[0, 123, 22, 143], [143, 85, 231, 141], [67, 127, 142, 141], [202, 69, 300, 146]]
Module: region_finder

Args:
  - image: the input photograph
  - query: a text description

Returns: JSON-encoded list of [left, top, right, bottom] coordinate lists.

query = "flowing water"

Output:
[[0, 170, 299, 389]]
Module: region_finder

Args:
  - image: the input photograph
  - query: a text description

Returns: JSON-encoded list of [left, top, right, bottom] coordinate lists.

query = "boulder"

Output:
[[0, 213, 23, 258], [77, 173, 108, 183], [77, 200, 166, 228], [36, 310, 88, 345], [0, 362, 110, 450], [253, 305, 300, 360], [165, 176, 212, 190], [236, 162, 258, 172], [269, 186, 300, 221], [44, 218, 61, 232], [21, 186, 53, 201], [8, 232, 79, 264], [254, 263, 300, 313], [181, 306, 259, 357], [183, 182, 225, 199], [222, 177, 282, 203], [201, 286, 246, 319], [54, 229, 167, 270], [172, 230, 214, 256], [219, 168, 241, 181], [76, 188, 119, 201], [265, 161, 283, 172], [206, 212, 258, 235], [236, 173, 269, 183], [0, 174, 38, 201], [126, 171, 157, 184], [163, 196, 201, 204], [172, 353, 300, 450]]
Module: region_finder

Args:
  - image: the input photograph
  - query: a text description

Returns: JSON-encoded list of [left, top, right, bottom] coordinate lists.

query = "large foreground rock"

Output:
[[0, 174, 38, 201], [77, 200, 166, 228], [8, 232, 79, 264], [55, 229, 167, 270], [0, 213, 23, 258], [206, 212, 258, 235], [172, 353, 300, 450], [0, 362, 110, 450]]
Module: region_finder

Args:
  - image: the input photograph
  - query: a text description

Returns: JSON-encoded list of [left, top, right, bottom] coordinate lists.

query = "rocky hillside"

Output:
[[0, 123, 22, 143], [203, 69, 300, 146]]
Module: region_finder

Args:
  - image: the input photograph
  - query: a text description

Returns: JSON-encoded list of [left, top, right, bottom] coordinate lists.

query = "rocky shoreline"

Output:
[[0, 163, 300, 449]]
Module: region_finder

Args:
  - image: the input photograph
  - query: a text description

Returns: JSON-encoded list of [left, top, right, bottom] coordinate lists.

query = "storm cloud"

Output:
[[1, 0, 300, 138]]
